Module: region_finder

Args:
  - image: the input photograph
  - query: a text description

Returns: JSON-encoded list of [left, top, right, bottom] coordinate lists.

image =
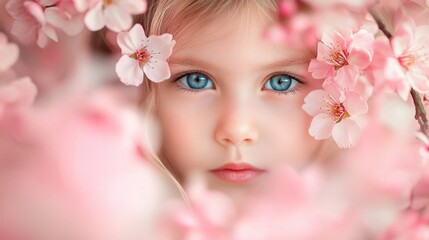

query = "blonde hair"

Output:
[[139, 0, 279, 201]]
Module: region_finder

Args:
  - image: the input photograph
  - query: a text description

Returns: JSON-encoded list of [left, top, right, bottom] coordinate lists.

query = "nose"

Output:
[[214, 101, 259, 146]]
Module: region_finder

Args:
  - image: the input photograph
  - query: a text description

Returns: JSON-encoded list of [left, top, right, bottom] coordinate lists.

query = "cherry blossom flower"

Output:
[[385, 17, 429, 95], [83, 0, 147, 32], [302, 82, 368, 148], [6, 0, 82, 48], [115, 24, 175, 86], [0, 33, 19, 72], [308, 28, 374, 88]]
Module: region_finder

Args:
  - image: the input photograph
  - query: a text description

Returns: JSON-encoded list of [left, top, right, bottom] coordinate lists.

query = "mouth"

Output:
[[210, 163, 265, 183]]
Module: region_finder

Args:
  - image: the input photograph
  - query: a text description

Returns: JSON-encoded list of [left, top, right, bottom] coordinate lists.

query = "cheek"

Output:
[[155, 92, 215, 175], [258, 94, 321, 167]]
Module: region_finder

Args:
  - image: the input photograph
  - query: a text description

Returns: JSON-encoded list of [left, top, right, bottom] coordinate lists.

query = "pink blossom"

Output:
[[155, 182, 235, 240], [0, 77, 37, 117], [302, 82, 368, 148], [0, 88, 170, 239], [83, 0, 147, 32], [72, 0, 98, 12], [308, 29, 374, 88], [232, 167, 358, 240], [6, 0, 82, 48], [386, 17, 429, 95], [115, 24, 175, 86], [0, 33, 19, 72], [380, 211, 429, 240], [370, 17, 429, 100]]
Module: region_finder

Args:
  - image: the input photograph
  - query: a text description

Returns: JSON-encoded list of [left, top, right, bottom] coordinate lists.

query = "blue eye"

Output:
[[264, 74, 299, 92], [177, 73, 214, 90]]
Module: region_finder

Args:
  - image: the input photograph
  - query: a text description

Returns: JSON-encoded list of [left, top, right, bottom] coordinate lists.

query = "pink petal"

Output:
[[392, 18, 415, 56], [332, 118, 361, 148], [308, 114, 335, 140], [334, 65, 359, 88], [37, 28, 49, 48], [10, 18, 38, 45], [348, 47, 372, 69], [322, 81, 342, 101], [117, 24, 146, 55], [308, 59, 333, 79], [118, 0, 147, 14], [84, 3, 104, 31], [343, 92, 368, 116], [146, 34, 175, 60], [40, 0, 58, 6], [42, 24, 58, 42], [408, 72, 429, 94], [0, 42, 19, 71], [384, 58, 406, 81], [115, 55, 144, 86], [104, 5, 132, 32], [23, 1, 45, 23], [302, 90, 328, 116], [143, 60, 170, 83]]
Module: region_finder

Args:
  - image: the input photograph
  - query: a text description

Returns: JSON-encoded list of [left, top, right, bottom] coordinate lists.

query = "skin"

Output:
[[154, 7, 326, 199]]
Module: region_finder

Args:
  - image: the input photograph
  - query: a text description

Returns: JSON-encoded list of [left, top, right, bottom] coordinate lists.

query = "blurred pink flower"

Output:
[[6, 0, 82, 47], [72, 0, 98, 12], [232, 167, 358, 240], [371, 17, 429, 100], [308, 29, 374, 88], [0, 88, 170, 240], [380, 211, 429, 240], [0, 77, 37, 117], [116, 24, 175, 86], [156, 182, 235, 240], [83, 0, 147, 32], [0, 33, 19, 72], [302, 82, 368, 148]]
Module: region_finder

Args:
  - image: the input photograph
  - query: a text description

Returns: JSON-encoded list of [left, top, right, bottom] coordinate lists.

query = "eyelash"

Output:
[[172, 70, 304, 96]]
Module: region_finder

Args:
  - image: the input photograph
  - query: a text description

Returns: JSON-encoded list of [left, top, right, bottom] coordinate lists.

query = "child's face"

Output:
[[155, 9, 324, 193]]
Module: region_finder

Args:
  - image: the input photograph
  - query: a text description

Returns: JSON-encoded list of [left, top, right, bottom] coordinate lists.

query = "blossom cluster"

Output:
[[271, 0, 429, 149]]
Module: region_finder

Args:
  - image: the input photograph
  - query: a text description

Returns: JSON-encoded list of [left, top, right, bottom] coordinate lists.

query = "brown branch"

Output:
[[368, 9, 392, 39], [411, 89, 429, 133], [369, 9, 429, 134]]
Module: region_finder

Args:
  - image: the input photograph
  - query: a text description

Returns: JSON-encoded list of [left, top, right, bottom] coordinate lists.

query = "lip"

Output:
[[210, 163, 265, 183]]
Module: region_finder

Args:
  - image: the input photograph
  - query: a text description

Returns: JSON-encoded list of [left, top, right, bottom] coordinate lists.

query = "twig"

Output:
[[410, 89, 429, 132]]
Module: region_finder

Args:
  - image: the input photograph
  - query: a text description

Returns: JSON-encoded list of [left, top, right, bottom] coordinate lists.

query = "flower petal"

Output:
[[84, 3, 104, 31], [23, 1, 45, 23], [146, 34, 175, 60], [115, 55, 144, 86], [408, 72, 429, 94], [332, 118, 361, 148], [308, 59, 333, 79], [308, 113, 335, 140], [143, 60, 170, 83], [118, 0, 147, 14], [104, 5, 132, 32], [117, 24, 146, 55], [0, 42, 19, 71], [302, 90, 329, 116], [343, 92, 368, 116]]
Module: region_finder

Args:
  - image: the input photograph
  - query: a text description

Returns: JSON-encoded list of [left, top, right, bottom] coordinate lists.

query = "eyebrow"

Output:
[[169, 57, 311, 71]]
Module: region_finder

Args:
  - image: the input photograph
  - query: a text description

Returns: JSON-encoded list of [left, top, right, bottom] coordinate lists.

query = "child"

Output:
[[139, 0, 334, 201]]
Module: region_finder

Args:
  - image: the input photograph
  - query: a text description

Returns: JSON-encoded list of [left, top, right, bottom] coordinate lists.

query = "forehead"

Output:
[[169, 9, 313, 71]]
